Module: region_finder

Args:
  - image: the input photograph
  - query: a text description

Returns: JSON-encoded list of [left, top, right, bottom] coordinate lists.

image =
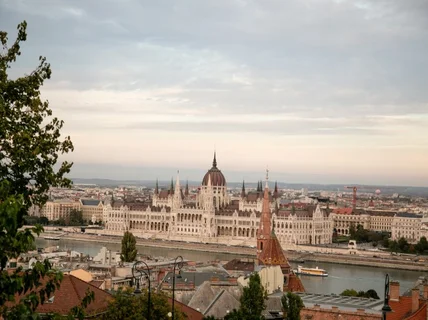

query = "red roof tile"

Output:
[[9, 274, 112, 316]]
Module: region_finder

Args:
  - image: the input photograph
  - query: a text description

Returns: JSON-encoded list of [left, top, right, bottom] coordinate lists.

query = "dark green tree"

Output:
[[67, 209, 83, 226], [224, 309, 243, 320], [121, 231, 137, 262], [340, 289, 379, 299], [0, 21, 75, 318], [349, 223, 356, 239], [281, 291, 304, 320], [239, 273, 267, 320], [102, 289, 186, 320], [397, 237, 409, 252]]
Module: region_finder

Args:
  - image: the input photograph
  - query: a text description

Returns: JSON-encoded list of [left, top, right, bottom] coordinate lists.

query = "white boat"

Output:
[[44, 236, 60, 241], [294, 265, 328, 277]]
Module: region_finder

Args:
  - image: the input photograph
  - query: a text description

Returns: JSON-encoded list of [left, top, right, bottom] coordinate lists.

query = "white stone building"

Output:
[[391, 212, 423, 243], [103, 153, 334, 246]]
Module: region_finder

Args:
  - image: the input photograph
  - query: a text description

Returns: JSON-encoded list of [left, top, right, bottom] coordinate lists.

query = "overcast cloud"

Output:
[[1, 0, 428, 186]]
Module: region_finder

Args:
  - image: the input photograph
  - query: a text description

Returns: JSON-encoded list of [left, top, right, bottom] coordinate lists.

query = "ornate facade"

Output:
[[103, 153, 333, 246]]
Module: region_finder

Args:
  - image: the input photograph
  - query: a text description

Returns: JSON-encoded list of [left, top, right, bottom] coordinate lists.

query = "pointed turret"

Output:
[[185, 180, 189, 197], [173, 171, 182, 209], [273, 181, 279, 199], [170, 178, 174, 194], [155, 179, 159, 195], [241, 180, 246, 198], [212, 151, 217, 168]]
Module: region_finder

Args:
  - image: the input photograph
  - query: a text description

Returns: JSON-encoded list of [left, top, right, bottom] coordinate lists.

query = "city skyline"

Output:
[[2, 0, 428, 186]]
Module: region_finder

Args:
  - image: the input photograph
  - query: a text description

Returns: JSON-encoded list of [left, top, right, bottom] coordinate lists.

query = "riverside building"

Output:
[[102, 153, 333, 247]]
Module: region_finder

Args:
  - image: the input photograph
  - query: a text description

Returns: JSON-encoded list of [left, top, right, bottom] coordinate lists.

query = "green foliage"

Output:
[[224, 309, 243, 320], [0, 21, 75, 319], [121, 231, 138, 262], [102, 288, 186, 320], [340, 288, 379, 299], [281, 291, 304, 320], [239, 273, 267, 320], [24, 215, 49, 226]]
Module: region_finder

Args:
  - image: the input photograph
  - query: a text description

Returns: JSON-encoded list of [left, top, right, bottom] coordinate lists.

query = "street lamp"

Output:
[[382, 274, 392, 320], [132, 261, 152, 320], [171, 255, 184, 320]]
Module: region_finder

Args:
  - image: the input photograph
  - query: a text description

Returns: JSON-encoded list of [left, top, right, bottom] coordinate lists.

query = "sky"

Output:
[[1, 0, 428, 186]]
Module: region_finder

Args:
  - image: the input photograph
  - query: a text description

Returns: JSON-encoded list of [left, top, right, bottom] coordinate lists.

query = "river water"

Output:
[[36, 237, 425, 296]]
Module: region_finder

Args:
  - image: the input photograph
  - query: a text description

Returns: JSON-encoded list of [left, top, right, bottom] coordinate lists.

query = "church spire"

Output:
[[185, 180, 189, 196], [257, 169, 272, 260], [212, 151, 217, 168], [155, 179, 159, 195], [241, 180, 246, 198]]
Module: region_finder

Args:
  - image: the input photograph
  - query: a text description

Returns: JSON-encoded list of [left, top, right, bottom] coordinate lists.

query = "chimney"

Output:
[[390, 281, 400, 301], [423, 285, 428, 299], [412, 288, 419, 313]]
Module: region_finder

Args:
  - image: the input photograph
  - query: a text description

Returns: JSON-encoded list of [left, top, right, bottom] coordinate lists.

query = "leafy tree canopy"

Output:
[[121, 231, 138, 262], [282, 291, 304, 320], [102, 288, 186, 320], [0, 21, 75, 319], [239, 273, 267, 320]]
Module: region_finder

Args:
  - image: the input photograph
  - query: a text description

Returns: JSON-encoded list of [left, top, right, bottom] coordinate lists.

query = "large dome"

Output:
[[202, 153, 226, 186]]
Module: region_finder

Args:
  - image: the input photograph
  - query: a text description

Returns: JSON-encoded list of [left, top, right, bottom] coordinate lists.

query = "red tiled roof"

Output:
[[405, 302, 427, 320], [333, 208, 353, 215], [258, 232, 291, 270], [8, 275, 112, 316], [168, 298, 204, 320], [387, 297, 428, 320], [286, 273, 305, 293]]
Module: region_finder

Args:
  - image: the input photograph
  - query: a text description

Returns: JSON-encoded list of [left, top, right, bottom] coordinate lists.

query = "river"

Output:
[[36, 237, 424, 296]]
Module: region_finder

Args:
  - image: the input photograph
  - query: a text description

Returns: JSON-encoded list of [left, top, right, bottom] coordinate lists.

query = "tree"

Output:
[[349, 223, 356, 239], [281, 291, 304, 320], [67, 209, 83, 226], [102, 289, 186, 320], [1, 21, 75, 318], [398, 237, 409, 252], [239, 273, 267, 320], [340, 289, 379, 299], [121, 231, 137, 262]]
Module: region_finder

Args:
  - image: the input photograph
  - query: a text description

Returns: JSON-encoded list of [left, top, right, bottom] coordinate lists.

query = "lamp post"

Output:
[[132, 261, 152, 320], [171, 255, 184, 320], [382, 273, 392, 320]]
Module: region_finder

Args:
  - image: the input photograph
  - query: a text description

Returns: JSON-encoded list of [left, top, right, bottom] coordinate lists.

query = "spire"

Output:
[[212, 151, 217, 168], [265, 167, 269, 189], [155, 179, 159, 195], [258, 171, 271, 239], [170, 178, 174, 194], [273, 181, 279, 199], [185, 180, 189, 196], [174, 170, 181, 194], [241, 180, 246, 198]]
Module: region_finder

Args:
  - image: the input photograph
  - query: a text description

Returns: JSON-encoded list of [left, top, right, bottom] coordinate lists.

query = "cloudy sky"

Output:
[[1, 0, 428, 186]]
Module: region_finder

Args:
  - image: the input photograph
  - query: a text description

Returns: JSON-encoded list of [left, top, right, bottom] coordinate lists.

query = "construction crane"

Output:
[[343, 186, 381, 210], [344, 186, 358, 210]]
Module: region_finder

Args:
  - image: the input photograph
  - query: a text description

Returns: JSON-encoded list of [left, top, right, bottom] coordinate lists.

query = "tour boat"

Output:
[[44, 236, 60, 241], [294, 265, 328, 277]]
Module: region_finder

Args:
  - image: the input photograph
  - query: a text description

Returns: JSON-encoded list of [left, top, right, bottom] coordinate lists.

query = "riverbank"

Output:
[[44, 232, 428, 272]]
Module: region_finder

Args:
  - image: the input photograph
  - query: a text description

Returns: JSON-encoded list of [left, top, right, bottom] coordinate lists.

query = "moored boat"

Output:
[[294, 265, 328, 277], [44, 236, 60, 241]]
